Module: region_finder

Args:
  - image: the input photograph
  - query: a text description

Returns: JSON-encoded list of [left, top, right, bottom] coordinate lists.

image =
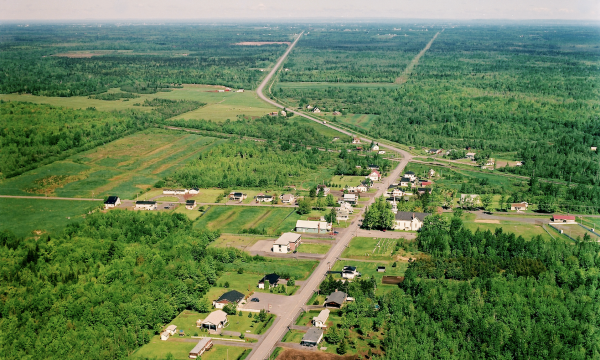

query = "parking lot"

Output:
[[241, 292, 298, 316]]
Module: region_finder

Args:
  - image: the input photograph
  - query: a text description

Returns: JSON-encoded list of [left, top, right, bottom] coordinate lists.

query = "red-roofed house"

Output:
[[367, 170, 381, 181], [420, 181, 433, 186], [552, 215, 576, 223]]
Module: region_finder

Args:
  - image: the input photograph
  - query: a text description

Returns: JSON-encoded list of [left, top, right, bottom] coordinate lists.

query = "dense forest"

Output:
[[0, 211, 223, 358], [0, 24, 293, 96], [328, 213, 600, 359]]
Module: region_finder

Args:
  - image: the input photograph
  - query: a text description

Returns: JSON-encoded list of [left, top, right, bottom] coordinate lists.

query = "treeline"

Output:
[[335, 152, 392, 175], [0, 211, 224, 359], [141, 98, 206, 118], [0, 101, 155, 179]]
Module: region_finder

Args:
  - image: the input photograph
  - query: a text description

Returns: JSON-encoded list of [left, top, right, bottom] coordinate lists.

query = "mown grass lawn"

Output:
[[224, 258, 318, 281], [130, 341, 249, 360], [194, 206, 298, 235], [342, 237, 397, 261], [0, 198, 102, 238], [208, 234, 271, 249], [330, 175, 366, 188], [297, 243, 331, 254], [282, 329, 306, 343]]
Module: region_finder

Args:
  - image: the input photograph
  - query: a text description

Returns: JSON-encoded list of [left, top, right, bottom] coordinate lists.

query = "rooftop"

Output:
[[190, 338, 212, 354], [274, 232, 301, 245], [201, 310, 228, 325], [105, 196, 119, 204], [395, 211, 431, 222], [325, 291, 347, 305], [313, 309, 330, 323], [136, 201, 156, 205], [216, 290, 245, 304], [259, 273, 280, 285], [296, 220, 329, 229], [302, 327, 323, 343]]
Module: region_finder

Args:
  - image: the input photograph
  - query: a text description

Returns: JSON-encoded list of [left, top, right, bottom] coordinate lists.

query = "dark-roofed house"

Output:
[[258, 273, 280, 289], [417, 188, 432, 195], [255, 194, 273, 203], [511, 202, 528, 211], [135, 201, 157, 210], [394, 211, 431, 231], [342, 266, 360, 279], [324, 291, 347, 308], [212, 290, 245, 309], [228, 192, 247, 201], [301, 327, 324, 347], [189, 338, 213, 359], [104, 196, 121, 209], [186, 200, 197, 210], [399, 177, 412, 187]]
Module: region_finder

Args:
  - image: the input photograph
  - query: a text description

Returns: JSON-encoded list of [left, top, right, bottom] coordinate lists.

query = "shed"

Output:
[[189, 338, 213, 358], [301, 327, 324, 347], [312, 309, 330, 328]]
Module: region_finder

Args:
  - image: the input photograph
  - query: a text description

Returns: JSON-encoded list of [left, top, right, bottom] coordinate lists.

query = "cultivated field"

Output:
[[194, 206, 299, 235], [0, 130, 224, 199], [0, 198, 102, 238]]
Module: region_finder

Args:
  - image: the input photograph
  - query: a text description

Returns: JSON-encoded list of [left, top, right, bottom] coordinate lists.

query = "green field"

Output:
[[130, 341, 249, 360], [0, 130, 224, 199], [194, 206, 299, 235], [294, 117, 351, 141], [282, 329, 305, 343], [297, 243, 331, 254], [331, 260, 407, 294], [208, 234, 271, 249], [342, 237, 400, 261], [0, 198, 102, 238], [224, 258, 318, 281], [552, 223, 600, 241], [336, 113, 379, 130], [330, 175, 366, 188], [0, 85, 277, 123]]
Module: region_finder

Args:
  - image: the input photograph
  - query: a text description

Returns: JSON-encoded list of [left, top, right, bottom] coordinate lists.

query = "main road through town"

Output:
[[249, 32, 414, 360]]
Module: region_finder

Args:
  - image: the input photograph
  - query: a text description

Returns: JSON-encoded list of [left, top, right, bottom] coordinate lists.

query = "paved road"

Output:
[[249, 32, 414, 360]]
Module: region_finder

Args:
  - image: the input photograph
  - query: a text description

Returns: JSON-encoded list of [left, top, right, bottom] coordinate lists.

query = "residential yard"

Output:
[[223, 258, 319, 281], [282, 330, 305, 343], [330, 176, 367, 189], [342, 237, 400, 261], [194, 206, 299, 235], [295, 309, 343, 329], [297, 243, 331, 254], [173, 206, 206, 220], [0, 129, 224, 200], [552, 223, 600, 241], [189, 189, 227, 203], [208, 234, 272, 249], [580, 217, 600, 230], [130, 341, 250, 360], [331, 260, 407, 295], [0, 198, 102, 238]]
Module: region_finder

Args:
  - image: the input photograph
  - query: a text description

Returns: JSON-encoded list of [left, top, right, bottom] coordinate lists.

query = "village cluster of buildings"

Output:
[[351, 137, 386, 154]]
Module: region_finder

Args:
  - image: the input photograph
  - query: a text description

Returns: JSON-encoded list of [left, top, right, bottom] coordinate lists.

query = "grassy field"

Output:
[[581, 217, 600, 230], [294, 117, 351, 141], [553, 223, 600, 241], [282, 329, 305, 343], [193, 206, 299, 235], [190, 189, 226, 203], [276, 82, 400, 90], [208, 234, 272, 249], [224, 258, 318, 281], [342, 237, 400, 261], [336, 113, 379, 131], [331, 260, 407, 295], [0, 85, 277, 122], [0, 130, 224, 200], [0, 198, 102, 238], [330, 175, 366, 188], [130, 340, 249, 360], [297, 243, 331, 254], [173, 206, 206, 220]]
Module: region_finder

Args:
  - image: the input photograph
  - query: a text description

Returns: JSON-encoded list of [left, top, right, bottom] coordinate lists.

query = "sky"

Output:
[[1, 0, 599, 21]]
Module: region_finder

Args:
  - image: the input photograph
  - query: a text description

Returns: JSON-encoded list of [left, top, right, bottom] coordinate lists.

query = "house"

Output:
[[186, 200, 197, 210], [218, 89, 225, 93], [313, 108, 321, 113], [466, 152, 476, 160], [324, 291, 347, 308], [515, 161, 523, 166], [378, 150, 386, 155], [255, 194, 273, 203], [367, 170, 381, 181], [258, 273, 281, 289], [352, 137, 361, 144], [189, 188, 200, 195], [306, 105, 314, 110], [228, 192, 247, 201], [280, 110, 287, 116], [332, 111, 341, 115], [377, 266, 386, 273], [198, 310, 228, 331], [212, 290, 245, 309], [429, 169, 435, 177], [417, 188, 432, 195], [460, 194, 480, 207], [346, 186, 358, 193], [552, 215, 576, 223], [312, 309, 330, 328], [336, 210, 350, 221], [269, 111, 279, 116], [357, 184, 368, 193], [342, 266, 360, 279], [164, 189, 188, 195], [420, 180, 432, 186], [301, 327, 324, 347], [280, 194, 295, 204], [592, 147, 598, 151], [236, 89, 244, 92], [316, 184, 330, 195], [343, 193, 357, 205], [160, 331, 170, 341], [273, 233, 302, 253], [371, 144, 380, 152], [135, 201, 157, 210], [104, 196, 121, 209], [399, 177, 412, 188], [295, 220, 331, 234], [189, 338, 213, 359], [160, 325, 177, 340], [511, 202, 528, 211], [339, 202, 354, 214], [428, 148, 442, 154], [387, 186, 404, 197], [404, 171, 417, 181], [394, 212, 431, 231]]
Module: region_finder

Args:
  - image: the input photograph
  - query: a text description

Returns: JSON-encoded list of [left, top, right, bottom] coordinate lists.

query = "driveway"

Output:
[[240, 292, 298, 316]]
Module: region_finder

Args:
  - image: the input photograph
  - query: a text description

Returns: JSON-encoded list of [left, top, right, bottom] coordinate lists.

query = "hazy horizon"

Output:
[[1, 0, 598, 22]]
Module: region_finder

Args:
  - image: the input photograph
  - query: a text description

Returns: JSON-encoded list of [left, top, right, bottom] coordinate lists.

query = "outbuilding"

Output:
[[212, 290, 245, 309], [552, 215, 576, 223], [312, 309, 330, 328], [295, 220, 331, 234], [104, 196, 121, 209], [135, 201, 157, 210], [189, 338, 213, 359], [301, 327, 324, 347], [198, 310, 228, 331], [272, 233, 302, 253]]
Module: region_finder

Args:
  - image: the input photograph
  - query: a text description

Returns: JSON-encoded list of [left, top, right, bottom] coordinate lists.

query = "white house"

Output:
[[339, 202, 354, 213], [160, 325, 177, 341], [428, 169, 435, 177], [189, 338, 213, 359], [104, 196, 121, 209], [357, 184, 368, 193], [272, 233, 301, 253], [255, 194, 273, 203], [394, 212, 430, 231], [371, 143, 380, 151], [135, 201, 157, 210], [295, 220, 331, 234], [160, 331, 170, 341], [186, 200, 197, 210], [306, 105, 314, 110], [511, 202, 528, 211], [336, 210, 350, 221], [342, 266, 360, 279], [312, 309, 330, 328], [198, 310, 228, 332], [367, 170, 381, 181], [346, 186, 358, 193], [189, 188, 200, 195], [343, 193, 357, 205], [212, 290, 245, 309], [352, 137, 361, 144], [228, 192, 247, 201], [399, 177, 412, 188], [403, 171, 417, 182], [378, 150, 386, 155], [466, 152, 476, 160], [312, 108, 321, 113], [280, 194, 295, 204], [163, 189, 188, 195]]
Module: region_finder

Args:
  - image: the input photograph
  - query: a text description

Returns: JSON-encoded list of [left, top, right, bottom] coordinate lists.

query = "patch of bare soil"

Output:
[[474, 220, 500, 224], [235, 41, 291, 46], [277, 349, 358, 360]]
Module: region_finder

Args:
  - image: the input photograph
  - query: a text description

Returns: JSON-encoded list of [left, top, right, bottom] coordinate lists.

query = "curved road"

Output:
[[249, 32, 414, 360]]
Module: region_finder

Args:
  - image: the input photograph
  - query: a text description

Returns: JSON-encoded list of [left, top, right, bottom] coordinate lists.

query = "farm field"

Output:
[[0, 85, 276, 122], [0, 198, 102, 238], [0, 130, 224, 199], [336, 113, 379, 131], [193, 206, 299, 235], [130, 340, 249, 360]]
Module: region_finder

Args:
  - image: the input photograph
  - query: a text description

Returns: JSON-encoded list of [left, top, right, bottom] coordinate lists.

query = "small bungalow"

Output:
[[394, 211, 431, 231], [273, 233, 301, 253], [312, 107, 321, 113], [160, 324, 177, 340], [188, 188, 200, 195], [357, 184, 368, 193], [377, 266, 386, 273], [343, 193, 357, 205], [399, 177, 412, 188], [255, 194, 274, 203], [301, 327, 324, 347], [104, 196, 121, 209], [198, 310, 228, 331], [511, 202, 528, 211], [312, 309, 330, 328], [135, 201, 157, 210], [342, 266, 360, 279], [212, 290, 245, 309], [306, 105, 314, 110], [324, 291, 347, 308], [387, 186, 403, 197], [552, 215, 576, 223], [189, 338, 213, 359], [403, 171, 417, 181], [367, 170, 381, 181], [186, 200, 197, 210], [371, 143, 380, 152], [228, 192, 247, 201], [352, 137, 361, 144], [258, 273, 281, 289], [466, 152, 476, 160], [295, 220, 331, 234], [280, 194, 295, 204], [160, 331, 170, 341]]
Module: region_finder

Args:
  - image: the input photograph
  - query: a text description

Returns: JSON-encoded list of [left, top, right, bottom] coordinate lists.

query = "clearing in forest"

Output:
[[395, 30, 442, 84]]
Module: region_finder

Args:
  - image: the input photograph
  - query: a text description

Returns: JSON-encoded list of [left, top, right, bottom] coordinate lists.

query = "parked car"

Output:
[[251, 298, 260, 302]]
